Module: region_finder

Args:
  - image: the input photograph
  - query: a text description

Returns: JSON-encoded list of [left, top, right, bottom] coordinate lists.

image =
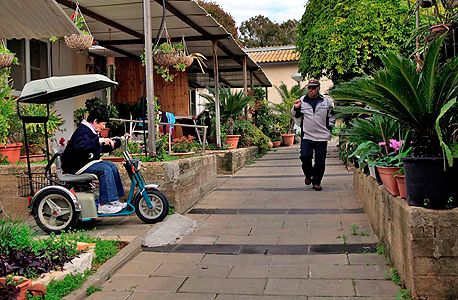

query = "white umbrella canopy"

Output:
[[0, 0, 80, 39]]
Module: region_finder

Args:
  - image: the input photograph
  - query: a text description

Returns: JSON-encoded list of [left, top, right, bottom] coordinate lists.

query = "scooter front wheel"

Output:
[[134, 188, 169, 223], [32, 189, 79, 234]]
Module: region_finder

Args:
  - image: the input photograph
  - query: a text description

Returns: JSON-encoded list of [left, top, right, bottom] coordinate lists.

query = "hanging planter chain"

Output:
[[64, 2, 94, 52]]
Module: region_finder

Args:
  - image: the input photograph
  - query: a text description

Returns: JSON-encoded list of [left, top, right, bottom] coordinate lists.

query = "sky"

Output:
[[211, 0, 308, 26]]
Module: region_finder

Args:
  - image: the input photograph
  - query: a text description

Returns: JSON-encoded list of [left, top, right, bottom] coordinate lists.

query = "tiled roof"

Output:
[[245, 46, 300, 63]]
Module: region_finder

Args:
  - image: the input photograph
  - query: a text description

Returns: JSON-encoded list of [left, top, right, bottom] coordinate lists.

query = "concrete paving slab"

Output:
[[355, 280, 400, 297], [153, 263, 232, 277], [85, 291, 132, 300], [271, 254, 348, 266], [200, 254, 274, 266], [216, 296, 306, 300], [348, 254, 390, 265], [142, 214, 196, 248], [264, 278, 355, 296], [127, 292, 217, 300], [310, 264, 390, 279], [115, 262, 161, 276], [131, 252, 204, 264], [103, 275, 185, 292], [228, 265, 309, 279], [179, 278, 267, 295]]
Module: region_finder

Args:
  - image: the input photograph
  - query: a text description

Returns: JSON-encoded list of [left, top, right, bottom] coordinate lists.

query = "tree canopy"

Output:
[[239, 16, 298, 48], [296, 0, 415, 83], [197, 0, 238, 40]]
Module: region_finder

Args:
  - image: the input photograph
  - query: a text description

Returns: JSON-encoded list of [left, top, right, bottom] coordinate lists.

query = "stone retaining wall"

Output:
[[0, 155, 217, 219], [208, 146, 258, 175], [353, 169, 458, 300]]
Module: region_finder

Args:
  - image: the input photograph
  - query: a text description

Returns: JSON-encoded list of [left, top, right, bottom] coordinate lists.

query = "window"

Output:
[[7, 39, 50, 91], [189, 88, 197, 117]]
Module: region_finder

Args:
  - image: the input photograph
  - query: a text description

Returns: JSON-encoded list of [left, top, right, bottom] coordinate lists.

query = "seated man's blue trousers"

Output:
[[85, 161, 125, 204]]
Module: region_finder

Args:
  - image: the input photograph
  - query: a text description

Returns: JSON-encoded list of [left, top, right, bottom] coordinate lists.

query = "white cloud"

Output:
[[209, 0, 307, 25]]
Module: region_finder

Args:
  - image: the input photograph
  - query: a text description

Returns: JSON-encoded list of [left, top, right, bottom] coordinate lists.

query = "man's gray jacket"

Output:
[[291, 95, 336, 141]]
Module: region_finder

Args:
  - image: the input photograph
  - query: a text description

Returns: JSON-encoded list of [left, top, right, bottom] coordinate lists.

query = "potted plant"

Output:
[[74, 97, 120, 138], [331, 36, 458, 208], [273, 83, 307, 146], [394, 168, 407, 199], [0, 43, 19, 69], [0, 69, 22, 164], [200, 86, 253, 149], [0, 276, 32, 300], [171, 135, 198, 156], [49, 8, 94, 52]]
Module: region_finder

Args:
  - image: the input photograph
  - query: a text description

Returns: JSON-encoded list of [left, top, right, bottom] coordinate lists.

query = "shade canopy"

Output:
[[18, 74, 118, 104], [0, 0, 80, 39], [55, 0, 271, 88]]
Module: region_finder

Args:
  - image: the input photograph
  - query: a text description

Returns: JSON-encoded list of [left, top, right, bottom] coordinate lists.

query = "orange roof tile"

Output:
[[246, 46, 300, 63]]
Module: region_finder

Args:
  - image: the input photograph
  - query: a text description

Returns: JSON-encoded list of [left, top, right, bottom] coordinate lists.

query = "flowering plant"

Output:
[[373, 138, 411, 167], [171, 135, 197, 153]]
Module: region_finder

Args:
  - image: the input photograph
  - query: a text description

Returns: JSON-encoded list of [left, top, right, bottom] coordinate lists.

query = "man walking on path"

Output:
[[292, 78, 335, 191]]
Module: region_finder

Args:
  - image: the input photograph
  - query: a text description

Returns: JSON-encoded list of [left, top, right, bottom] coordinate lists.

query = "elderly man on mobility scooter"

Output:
[[61, 107, 126, 214]]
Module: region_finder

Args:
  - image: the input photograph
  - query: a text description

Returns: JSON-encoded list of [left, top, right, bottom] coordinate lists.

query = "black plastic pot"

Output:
[[402, 157, 456, 209], [419, 0, 432, 8], [374, 166, 383, 185], [363, 165, 370, 175]]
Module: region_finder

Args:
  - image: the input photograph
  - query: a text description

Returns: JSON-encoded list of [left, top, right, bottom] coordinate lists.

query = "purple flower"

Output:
[[379, 142, 386, 146]]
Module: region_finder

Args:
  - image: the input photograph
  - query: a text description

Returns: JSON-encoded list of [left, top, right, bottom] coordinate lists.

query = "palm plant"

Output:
[[331, 35, 458, 166], [273, 82, 307, 134], [201, 87, 253, 134]]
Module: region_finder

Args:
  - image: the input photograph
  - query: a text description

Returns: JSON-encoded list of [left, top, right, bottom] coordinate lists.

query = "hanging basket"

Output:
[[0, 52, 14, 69], [179, 55, 194, 67], [64, 34, 94, 52], [153, 51, 181, 67]]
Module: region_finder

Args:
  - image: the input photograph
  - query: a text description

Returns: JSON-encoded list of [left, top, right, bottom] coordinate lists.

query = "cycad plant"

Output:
[[331, 35, 458, 166], [201, 86, 253, 122], [273, 82, 307, 134], [346, 115, 400, 146]]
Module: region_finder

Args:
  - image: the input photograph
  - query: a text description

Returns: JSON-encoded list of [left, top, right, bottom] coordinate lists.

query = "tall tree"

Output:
[[197, 0, 238, 40], [296, 0, 415, 83], [239, 16, 298, 47]]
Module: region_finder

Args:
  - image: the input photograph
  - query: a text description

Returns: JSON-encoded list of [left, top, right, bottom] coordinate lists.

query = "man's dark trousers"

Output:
[[300, 139, 328, 185]]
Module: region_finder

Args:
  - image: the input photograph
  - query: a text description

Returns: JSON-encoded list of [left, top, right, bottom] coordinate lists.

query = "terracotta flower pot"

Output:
[[19, 154, 47, 163], [170, 151, 194, 157], [0, 143, 23, 164], [281, 134, 295, 146], [272, 141, 281, 148], [100, 128, 110, 138], [225, 135, 241, 150], [101, 156, 124, 162], [377, 166, 401, 196], [0, 276, 32, 300], [395, 175, 406, 199]]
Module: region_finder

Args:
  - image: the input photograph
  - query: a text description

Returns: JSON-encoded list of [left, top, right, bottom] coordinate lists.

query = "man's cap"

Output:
[[307, 78, 320, 87]]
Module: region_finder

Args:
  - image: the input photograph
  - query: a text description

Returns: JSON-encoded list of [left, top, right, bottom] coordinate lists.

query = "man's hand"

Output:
[[294, 99, 302, 109], [103, 138, 115, 148]]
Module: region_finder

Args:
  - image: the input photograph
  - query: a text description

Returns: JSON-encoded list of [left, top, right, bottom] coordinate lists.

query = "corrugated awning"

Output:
[[55, 0, 272, 88], [0, 0, 80, 39]]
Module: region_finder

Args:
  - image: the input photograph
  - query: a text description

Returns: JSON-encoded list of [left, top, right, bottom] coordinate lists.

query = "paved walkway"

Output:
[[87, 143, 399, 300]]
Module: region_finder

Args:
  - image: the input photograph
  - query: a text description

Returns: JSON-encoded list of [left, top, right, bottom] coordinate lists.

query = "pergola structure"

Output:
[[54, 0, 272, 152]]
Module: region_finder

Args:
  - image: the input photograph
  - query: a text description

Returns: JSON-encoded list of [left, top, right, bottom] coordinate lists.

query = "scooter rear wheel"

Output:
[[32, 189, 79, 234], [134, 188, 169, 223]]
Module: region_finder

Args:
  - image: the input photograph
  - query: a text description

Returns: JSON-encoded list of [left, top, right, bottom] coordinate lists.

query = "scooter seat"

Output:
[[57, 172, 98, 183], [55, 155, 98, 183]]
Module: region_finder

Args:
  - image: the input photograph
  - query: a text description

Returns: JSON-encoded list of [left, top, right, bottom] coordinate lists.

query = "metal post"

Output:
[[212, 41, 221, 147], [243, 56, 248, 116], [416, 0, 420, 51], [143, 0, 156, 156]]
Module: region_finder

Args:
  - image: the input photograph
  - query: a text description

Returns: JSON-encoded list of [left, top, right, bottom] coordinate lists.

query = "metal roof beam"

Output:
[[97, 34, 229, 46], [56, 0, 144, 39], [103, 45, 141, 61]]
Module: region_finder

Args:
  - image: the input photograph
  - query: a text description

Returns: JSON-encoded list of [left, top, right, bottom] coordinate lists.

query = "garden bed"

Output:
[[353, 169, 458, 300], [207, 146, 259, 175]]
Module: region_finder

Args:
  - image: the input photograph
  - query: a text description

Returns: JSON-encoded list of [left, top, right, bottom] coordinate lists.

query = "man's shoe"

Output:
[[313, 185, 322, 191], [305, 178, 312, 185], [98, 204, 122, 214], [111, 200, 127, 209]]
